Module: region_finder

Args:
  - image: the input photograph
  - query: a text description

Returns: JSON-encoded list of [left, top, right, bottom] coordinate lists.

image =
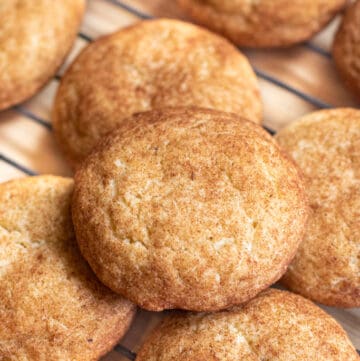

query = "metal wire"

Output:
[[14, 105, 52, 130], [78, 31, 93, 42], [114, 344, 137, 360], [263, 125, 276, 135], [0, 153, 38, 176], [304, 42, 332, 58], [253, 69, 333, 109]]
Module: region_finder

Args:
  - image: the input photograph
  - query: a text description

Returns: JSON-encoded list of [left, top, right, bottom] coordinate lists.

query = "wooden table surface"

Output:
[[0, 1, 359, 359]]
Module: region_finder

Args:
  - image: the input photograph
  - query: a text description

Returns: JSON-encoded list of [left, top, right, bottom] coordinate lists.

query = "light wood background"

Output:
[[0, 1, 359, 359]]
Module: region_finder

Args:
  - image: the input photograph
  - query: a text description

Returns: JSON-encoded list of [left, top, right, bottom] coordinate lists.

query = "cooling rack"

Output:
[[0, 1, 359, 359]]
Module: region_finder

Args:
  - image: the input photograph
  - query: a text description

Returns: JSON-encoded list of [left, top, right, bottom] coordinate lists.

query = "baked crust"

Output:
[[136, 289, 360, 361], [0, 0, 85, 110], [333, 0, 360, 101], [52, 19, 262, 168], [73, 107, 308, 312], [276, 108, 360, 307], [0, 176, 136, 361], [178, 0, 346, 48]]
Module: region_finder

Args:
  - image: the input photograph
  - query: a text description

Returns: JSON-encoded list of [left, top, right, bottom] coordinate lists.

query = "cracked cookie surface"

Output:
[[52, 18, 262, 168], [0, 0, 85, 110], [136, 289, 359, 361], [0, 176, 136, 361], [276, 108, 360, 307], [178, 0, 346, 47], [72, 108, 308, 311]]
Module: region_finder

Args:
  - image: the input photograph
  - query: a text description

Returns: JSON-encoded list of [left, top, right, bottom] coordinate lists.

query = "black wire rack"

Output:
[[0, 0, 359, 358]]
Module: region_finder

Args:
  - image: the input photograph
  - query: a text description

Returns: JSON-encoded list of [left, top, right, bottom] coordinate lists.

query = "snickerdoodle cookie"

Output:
[[0, 0, 85, 111], [136, 289, 360, 361], [52, 19, 262, 168], [276, 108, 360, 307], [333, 0, 360, 101], [0, 176, 136, 360], [178, 0, 346, 48], [72, 108, 308, 312]]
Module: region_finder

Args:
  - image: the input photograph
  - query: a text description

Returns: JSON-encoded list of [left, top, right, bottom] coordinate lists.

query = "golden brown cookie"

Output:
[[276, 108, 360, 308], [72, 107, 308, 312], [0, 0, 85, 111], [136, 289, 360, 361], [52, 19, 262, 168], [333, 0, 360, 101], [178, 0, 346, 48], [0, 176, 136, 360]]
